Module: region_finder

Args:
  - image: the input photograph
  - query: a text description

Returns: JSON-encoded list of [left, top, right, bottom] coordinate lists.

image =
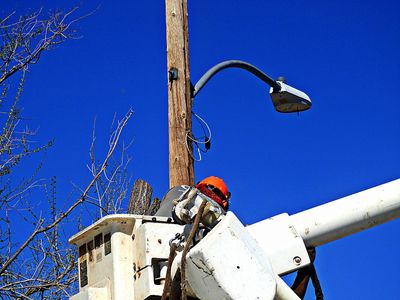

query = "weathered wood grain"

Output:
[[128, 179, 152, 214], [166, 0, 194, 188]]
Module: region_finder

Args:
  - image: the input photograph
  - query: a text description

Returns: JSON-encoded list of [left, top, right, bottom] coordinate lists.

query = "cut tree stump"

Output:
[[128, 179, 153, 214], [146, 197, 161, 215]]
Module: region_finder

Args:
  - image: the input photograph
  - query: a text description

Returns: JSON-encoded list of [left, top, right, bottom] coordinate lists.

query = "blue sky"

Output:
[[2, 0, 400, 299]]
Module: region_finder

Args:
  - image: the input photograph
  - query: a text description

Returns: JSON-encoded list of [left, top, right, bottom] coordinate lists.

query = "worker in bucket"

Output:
[[155, 176, 231, 228], [195, 176, 230, 211]]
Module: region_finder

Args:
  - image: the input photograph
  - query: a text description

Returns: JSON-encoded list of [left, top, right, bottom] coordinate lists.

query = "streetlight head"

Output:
[[270, 81, 312, 113]]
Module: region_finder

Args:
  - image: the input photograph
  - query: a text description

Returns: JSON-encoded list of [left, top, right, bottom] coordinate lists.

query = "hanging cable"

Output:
[[185, 111, 212, 162]]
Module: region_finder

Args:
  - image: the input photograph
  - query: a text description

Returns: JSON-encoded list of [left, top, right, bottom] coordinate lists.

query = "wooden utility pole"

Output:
[[165, 0, 194, 188]]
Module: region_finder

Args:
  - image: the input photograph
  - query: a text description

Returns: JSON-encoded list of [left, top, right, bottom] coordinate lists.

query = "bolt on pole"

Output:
[[165, 0, 194, 188]]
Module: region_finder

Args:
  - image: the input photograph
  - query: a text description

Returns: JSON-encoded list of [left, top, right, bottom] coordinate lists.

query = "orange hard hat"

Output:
[[196, 176, 230, 200]]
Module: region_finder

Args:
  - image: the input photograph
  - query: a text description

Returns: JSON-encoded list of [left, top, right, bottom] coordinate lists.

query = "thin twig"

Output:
[[0, 109, 133, 276]]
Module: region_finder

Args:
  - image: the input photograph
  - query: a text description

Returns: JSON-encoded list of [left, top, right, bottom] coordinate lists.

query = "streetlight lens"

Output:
[[273, 100, 312, 113]]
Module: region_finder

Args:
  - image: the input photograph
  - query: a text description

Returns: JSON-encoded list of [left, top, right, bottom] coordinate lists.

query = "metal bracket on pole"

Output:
[[168, 68, 178, 81]]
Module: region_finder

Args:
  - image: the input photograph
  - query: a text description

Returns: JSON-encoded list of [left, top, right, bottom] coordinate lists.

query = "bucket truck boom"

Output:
[[69, 179, 400, 300]]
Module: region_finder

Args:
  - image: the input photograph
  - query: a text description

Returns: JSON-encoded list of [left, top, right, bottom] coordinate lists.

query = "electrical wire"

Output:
[[185, 111, 212, 162]]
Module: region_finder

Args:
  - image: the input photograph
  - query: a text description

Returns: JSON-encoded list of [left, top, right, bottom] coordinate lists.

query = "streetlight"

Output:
[[192, 60, 312, 113]]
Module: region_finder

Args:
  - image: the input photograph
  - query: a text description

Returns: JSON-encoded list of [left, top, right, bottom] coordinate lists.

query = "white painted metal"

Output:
[[69, 214, 187, 300], [247, 213, 310, 275], [290, 179, 400, 247], [69, 215, 139, 300], [70, 286, 109, 300], [132, 220, 185, 300], [69, 179, 400, 300], [274, 275, 300, 300], [186, 212, 277, 300]]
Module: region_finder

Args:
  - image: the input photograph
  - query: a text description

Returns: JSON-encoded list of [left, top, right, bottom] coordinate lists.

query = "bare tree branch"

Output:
[[0, 7, 93, 85], [0, 109, 133, 277], [0, 7, 138, 299]]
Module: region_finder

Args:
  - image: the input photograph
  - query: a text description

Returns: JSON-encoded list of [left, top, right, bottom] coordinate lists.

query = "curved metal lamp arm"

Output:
[[192, 60, 281, 98]]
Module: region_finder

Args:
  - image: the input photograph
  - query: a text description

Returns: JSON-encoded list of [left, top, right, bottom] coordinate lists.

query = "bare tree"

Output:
[[0, 6, 84, 203], [0, 109, 132, 299], [0, 8, 135, 299], [0, 7, 84, 85], [87, 116, 133, 218]]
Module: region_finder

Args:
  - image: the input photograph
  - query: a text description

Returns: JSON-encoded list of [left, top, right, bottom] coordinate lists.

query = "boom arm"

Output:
[[290, 179, 400, 247], [68, 179, 400, 300]]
